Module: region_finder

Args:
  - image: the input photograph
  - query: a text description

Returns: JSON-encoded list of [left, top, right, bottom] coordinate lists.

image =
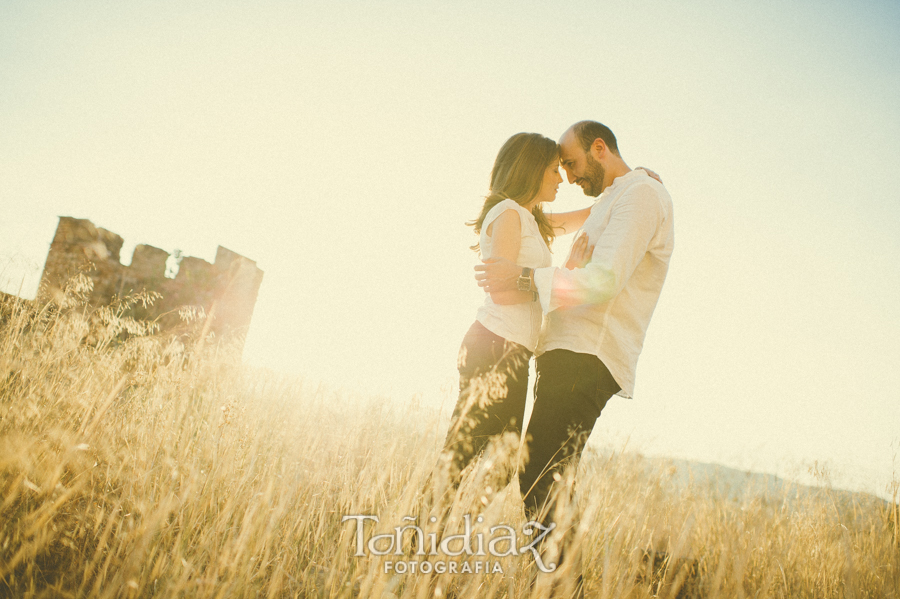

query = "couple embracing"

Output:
[[433, 120, 674, 593]]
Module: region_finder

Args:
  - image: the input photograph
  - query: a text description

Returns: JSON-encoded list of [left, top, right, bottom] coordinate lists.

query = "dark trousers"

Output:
[[518, 349, 620, 597], [434, 340, 618, 596], [439, 323, 620, 512], [438, 320, 532, 498], [519, 349, 620, 524]]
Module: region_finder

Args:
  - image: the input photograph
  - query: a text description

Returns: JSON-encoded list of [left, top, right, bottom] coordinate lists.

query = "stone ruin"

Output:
[[37, 216, 264, 349]]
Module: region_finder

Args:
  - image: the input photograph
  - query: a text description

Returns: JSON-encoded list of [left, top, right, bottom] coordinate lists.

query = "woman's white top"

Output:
[[475, 199, 552, 352]]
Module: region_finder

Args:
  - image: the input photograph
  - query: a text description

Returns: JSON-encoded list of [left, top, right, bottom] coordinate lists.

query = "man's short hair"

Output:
[[572, 121, 620, 157]]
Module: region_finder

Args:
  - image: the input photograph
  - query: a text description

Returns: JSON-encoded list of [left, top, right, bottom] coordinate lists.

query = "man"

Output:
[[475, 120, 674, 593]]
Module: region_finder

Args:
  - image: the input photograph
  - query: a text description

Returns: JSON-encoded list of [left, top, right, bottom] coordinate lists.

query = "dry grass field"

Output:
[[1, 281, 898, 598]]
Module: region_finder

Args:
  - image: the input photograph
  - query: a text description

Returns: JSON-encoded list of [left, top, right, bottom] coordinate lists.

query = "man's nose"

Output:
[[565, 170, 576, 184]]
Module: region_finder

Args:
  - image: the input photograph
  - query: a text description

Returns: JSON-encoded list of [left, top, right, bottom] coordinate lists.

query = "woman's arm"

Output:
[[545, 168, 662, 235], [546, 208, 591, 235], [484, 209, 534, 305]]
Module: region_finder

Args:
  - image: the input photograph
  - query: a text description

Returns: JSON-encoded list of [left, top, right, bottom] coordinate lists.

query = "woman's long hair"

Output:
[[468, 132, 559, 253]]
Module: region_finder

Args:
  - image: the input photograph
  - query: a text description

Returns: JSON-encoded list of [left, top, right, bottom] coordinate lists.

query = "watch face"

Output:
[[517, 277, 530, 291]]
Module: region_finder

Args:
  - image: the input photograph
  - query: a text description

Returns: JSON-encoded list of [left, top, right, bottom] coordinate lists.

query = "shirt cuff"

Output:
[[533, 266, 556, 313]]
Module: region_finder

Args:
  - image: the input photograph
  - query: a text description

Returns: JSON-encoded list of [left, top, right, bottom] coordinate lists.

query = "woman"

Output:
[[431, 132, 592, 506]]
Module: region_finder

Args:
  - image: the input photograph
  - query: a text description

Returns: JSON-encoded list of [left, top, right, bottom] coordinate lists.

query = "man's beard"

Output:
[[579, 153, 606, 197]]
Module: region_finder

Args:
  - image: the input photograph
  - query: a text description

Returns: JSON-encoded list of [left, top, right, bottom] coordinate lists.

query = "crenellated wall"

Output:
[[38, 216, 264, 348]]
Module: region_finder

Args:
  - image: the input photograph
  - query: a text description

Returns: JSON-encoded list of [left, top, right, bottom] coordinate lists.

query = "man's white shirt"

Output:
[[533, 169, 674, 398]]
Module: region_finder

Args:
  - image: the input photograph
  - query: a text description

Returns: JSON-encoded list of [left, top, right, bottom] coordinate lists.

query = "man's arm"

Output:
[[484, 208, 535, 305], [474, 222, 593, 292]]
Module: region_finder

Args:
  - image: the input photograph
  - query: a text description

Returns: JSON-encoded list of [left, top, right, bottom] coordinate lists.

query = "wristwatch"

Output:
[[516, 267, 533, 292]]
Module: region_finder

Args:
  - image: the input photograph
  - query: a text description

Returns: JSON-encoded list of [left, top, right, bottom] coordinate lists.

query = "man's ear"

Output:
[[590, 138, 608, 161]]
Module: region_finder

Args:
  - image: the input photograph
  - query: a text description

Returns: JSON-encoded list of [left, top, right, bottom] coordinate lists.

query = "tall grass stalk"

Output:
[[1, 284, 897, 598]]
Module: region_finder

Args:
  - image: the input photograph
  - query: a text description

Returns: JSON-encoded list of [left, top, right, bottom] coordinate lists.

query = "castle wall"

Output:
[[38, 216, 264, 348]]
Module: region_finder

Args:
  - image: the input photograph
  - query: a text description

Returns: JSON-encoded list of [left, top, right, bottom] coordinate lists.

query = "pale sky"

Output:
[[2, 0, 898, 498]]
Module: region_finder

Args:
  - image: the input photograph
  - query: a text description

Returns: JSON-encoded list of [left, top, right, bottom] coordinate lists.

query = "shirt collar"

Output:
[[593, 169, 646, 203]]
